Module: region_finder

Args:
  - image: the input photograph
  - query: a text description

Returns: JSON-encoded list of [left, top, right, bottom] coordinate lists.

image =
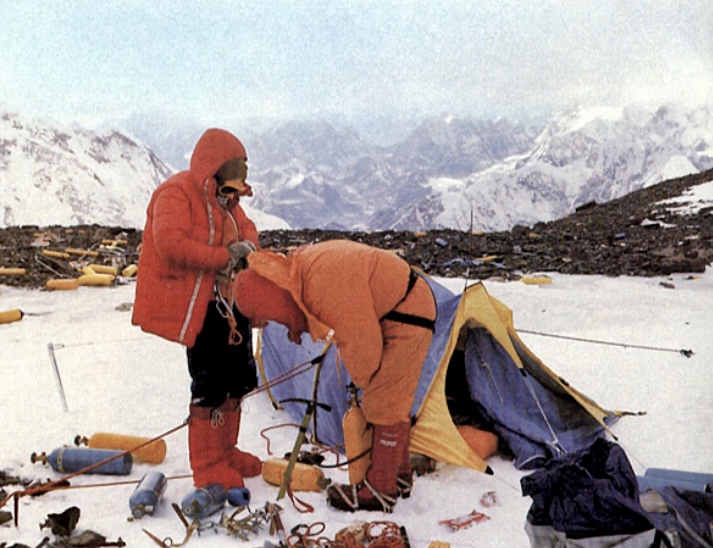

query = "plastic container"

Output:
[[32, 447, 133, 475], [181, 484, 227, 520], [129, 471, 167, 518]]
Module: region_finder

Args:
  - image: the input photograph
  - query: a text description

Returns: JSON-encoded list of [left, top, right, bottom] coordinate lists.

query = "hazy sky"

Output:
[[2, 0, 712, 126]]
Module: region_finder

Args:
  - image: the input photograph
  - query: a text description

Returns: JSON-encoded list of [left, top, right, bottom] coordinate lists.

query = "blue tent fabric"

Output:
[[463, 328, 607, 469], [258, 277, 609, 469]]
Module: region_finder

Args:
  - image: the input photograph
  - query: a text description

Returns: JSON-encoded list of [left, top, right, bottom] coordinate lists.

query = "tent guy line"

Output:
[[517, 329, 694, 357]]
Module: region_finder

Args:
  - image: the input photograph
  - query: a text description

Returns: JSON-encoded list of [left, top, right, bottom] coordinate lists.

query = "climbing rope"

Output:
[[0, 422, 189, 525]]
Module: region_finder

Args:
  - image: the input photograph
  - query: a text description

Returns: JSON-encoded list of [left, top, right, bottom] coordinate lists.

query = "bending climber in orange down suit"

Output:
[[234, 239, 437, 512]]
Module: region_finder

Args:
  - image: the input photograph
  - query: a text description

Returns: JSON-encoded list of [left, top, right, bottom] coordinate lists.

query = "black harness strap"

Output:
[[382, 310, 436, 331], [381, 270, 436, 332]]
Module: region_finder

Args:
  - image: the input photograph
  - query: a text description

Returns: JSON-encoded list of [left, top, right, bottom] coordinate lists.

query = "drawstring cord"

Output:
[[210, 407, 226, 429], [214, 283, 243, 346], [213, 199, 245, 346]]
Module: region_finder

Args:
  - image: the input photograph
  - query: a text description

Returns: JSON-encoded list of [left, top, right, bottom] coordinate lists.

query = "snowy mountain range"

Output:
[[2, 104, 712, 232], [0, 112, 172, 229]]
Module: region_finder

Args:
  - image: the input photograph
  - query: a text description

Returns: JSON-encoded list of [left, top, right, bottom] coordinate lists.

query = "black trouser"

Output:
[[186, 302, 258, 407]]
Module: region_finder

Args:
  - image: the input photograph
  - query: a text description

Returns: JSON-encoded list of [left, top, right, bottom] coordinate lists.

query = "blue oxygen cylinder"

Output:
[[31, 447, 133, 475], [227, 487, 251, 507], [129, 471, 168, 518], [641, 468, 713, 493], [181, 483, 227, 520]]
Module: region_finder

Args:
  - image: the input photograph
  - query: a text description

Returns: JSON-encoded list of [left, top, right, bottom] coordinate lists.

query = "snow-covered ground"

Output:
[[1, 266, 711, 547]]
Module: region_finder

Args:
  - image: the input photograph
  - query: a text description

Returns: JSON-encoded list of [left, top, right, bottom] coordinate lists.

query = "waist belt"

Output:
[[381, 269, 436, 332]]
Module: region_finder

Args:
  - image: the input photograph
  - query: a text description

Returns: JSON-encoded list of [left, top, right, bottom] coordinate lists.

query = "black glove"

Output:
[[227, 240, 257, 272]]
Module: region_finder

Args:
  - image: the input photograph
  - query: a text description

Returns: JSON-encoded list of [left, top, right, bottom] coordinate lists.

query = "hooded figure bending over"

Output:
[[234, 239, 437, 512]]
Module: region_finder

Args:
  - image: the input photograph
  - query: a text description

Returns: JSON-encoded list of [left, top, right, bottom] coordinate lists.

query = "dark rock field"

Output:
[[1, 168, 711, 290]]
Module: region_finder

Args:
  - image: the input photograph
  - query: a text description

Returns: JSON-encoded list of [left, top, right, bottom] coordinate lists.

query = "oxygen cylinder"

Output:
[[520, 276, 553, 285], [75, 432, 167, 464], [0, 267, 26, 275], [66, 248, 99, 257], [31, 447, 133, 475], [181, 483, 226, 520], [45, 278, 80, 291], [121, 264, 138, 277], [261, 458, 327, 492], [77, 272, 115, 286], [0, 309, 23, 325], [86, 264, 118, 276], [129, 471, 167, 518], [227, 487, 251, 507], [642, 468, 713, 493], [342, 386, 372, 484]]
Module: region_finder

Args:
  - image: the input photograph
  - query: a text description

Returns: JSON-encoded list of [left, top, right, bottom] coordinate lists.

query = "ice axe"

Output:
[[276, 341, 332, 501], [276, 397, 332, 501]]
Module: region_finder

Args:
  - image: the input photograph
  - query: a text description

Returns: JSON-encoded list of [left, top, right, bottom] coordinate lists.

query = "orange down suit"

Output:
[[131, 129, 259, 348], [247, 240, 437, 425]]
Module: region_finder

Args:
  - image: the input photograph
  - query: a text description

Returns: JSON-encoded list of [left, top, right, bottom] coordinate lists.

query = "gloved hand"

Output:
[[227, 240, 257, 272]]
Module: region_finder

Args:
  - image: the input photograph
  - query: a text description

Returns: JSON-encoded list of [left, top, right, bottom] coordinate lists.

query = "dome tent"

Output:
[[256, 277, 622, 473]]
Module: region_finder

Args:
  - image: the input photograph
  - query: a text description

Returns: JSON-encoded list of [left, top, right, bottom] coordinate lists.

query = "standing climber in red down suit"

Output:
[[132, 128, 262, 491]]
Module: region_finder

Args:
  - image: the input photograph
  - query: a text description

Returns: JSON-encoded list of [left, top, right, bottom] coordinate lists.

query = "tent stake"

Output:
[[47, 342, 69, 412]]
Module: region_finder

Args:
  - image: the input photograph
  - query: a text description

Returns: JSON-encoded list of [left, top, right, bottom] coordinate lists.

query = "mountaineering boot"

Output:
[[188, 404, 245, 489], [221, 398, 262, 478], [327, 421, 408, 512], [396, 421, 413, 498]]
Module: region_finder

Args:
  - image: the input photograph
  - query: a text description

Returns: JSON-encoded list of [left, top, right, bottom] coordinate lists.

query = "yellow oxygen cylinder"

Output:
[[0, 267, 26, 275], [342, 386, 372, 485], [86, 264, 118, 276], [261, 458, 327, 492], [121, 264, 138, 277], [45, 278, 80, 291], [75, 432, 167, 464], [42, 250, 71, 259], [0, 309, 23, 324], [65, 248, 99, 257], [520, 276, 553, 285], [77, 272, 115, 286]]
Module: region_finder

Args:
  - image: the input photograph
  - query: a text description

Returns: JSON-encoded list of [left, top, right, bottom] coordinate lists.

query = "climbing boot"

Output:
[[396, 421, 413, 498], [221, 398, 262, 478], [188, 404, 245, 489], [327, 422, 407, 512]]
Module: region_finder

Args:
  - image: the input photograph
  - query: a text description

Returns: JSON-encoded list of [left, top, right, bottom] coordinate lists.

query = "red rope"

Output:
[[1, 422, 188, 525]]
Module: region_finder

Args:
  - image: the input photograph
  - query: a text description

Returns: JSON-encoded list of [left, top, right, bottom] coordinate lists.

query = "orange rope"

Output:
[[283, 520, 407, 548]]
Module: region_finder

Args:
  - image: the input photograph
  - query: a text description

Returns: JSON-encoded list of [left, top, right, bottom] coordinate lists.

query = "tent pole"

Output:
[[521, 370, 564, 454], [47, 342, 69, 413]]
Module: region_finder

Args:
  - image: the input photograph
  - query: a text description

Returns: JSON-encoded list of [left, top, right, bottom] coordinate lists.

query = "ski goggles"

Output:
[[218, 179, 253, 197]]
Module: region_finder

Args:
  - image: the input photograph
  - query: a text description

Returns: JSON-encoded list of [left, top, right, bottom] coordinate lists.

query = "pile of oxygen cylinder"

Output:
[[31, 430, 251, 521]]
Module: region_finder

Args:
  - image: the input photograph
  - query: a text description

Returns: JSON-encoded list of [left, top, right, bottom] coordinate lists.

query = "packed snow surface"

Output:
[[1, 268, 711, 546]]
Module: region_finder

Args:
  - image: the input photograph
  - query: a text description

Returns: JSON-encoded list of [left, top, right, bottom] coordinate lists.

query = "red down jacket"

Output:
[[131, 129, 259, 348]]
